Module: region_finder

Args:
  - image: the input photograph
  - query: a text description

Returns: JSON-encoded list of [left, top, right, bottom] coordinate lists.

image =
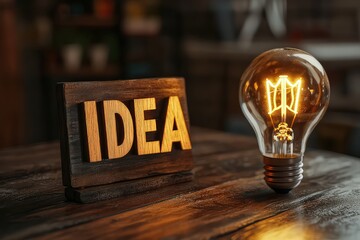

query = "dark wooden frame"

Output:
[[57, 77, 193, 202]]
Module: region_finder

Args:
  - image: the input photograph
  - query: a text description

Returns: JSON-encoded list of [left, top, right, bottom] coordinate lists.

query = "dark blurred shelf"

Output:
[[122, 18, 161, 37], [322, 111, 360, 127], [329, 97, 360, 113], [55, 15, 118, 28], [47, 65, 121, 79], [184, 40, 360, 66]]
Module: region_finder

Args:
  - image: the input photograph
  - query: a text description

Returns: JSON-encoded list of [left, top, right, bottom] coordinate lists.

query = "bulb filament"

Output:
[[266, 75, 302, 155], [266, 75, 301, 122]]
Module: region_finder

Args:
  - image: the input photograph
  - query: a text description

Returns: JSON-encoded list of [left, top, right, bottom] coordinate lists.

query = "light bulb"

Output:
[[239, 48, 330, 193]]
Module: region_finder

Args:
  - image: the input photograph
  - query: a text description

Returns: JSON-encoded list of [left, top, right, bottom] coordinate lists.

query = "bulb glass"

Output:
[[239, 48, 330, 159]]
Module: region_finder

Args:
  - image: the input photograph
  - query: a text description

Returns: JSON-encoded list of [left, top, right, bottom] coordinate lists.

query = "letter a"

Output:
[[161, 96, 192, 152]]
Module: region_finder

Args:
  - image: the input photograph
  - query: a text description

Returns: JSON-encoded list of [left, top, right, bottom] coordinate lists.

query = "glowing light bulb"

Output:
[[239, 48, 330, 193]]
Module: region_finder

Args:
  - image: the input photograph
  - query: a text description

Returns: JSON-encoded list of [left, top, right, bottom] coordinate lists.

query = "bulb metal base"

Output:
[[263, 155, 303, 194]]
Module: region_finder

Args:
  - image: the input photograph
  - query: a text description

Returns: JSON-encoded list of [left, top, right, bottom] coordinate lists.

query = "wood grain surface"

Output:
[[1, 127, 360, 239]]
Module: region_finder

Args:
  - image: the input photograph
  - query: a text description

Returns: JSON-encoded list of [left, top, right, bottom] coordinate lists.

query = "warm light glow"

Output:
[[239, 48, 330, 192], [266, 75, 301, 122]]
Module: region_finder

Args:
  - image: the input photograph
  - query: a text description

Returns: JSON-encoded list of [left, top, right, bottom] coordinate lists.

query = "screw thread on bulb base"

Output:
[[263, 155, 303, 194]]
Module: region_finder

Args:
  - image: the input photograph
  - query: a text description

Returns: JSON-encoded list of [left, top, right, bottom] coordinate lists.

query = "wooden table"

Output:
[[1, 127, 360, 239]]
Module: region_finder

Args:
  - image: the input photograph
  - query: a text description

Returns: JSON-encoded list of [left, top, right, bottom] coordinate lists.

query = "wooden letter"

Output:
[[103, 100, 134, 159], [84, 101, 102, 162], [134, 98, 160, 155], [161, 96, 192, 152]]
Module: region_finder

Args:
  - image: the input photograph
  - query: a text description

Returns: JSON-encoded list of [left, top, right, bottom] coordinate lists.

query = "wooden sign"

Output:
[[57, 78, 193, 203]]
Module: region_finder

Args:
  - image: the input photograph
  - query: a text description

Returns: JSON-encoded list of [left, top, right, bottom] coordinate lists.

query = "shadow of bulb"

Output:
[[239, 48, 330, 193]]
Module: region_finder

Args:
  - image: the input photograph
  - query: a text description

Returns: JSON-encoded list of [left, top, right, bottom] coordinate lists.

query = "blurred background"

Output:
[[1, 0, 360, 157]]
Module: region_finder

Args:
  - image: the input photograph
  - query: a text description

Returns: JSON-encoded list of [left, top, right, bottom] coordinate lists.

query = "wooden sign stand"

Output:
[[57, 78, 193, 203]]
